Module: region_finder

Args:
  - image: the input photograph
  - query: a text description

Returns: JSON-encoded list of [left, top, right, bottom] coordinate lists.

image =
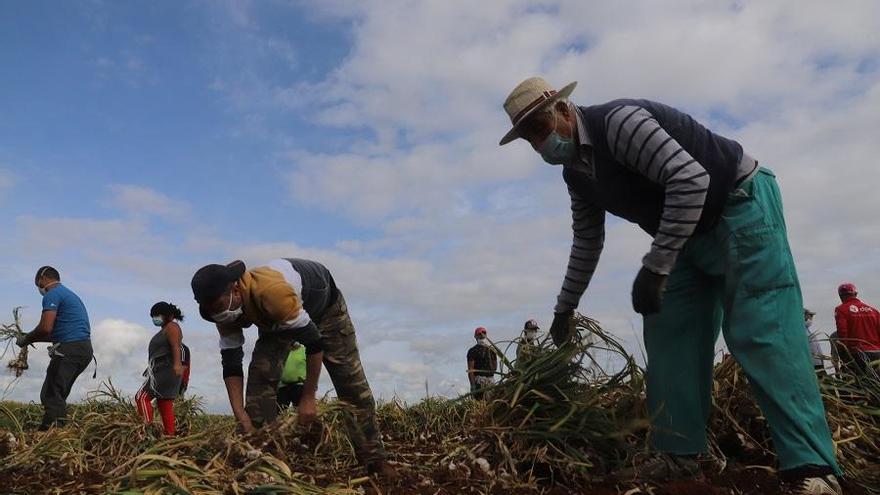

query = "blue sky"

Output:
[[2, 0, 879, 411], [1, 1, 359, 245]]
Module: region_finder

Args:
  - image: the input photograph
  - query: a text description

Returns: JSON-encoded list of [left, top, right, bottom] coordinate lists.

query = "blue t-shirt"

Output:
[[41, 284, 91, 343]]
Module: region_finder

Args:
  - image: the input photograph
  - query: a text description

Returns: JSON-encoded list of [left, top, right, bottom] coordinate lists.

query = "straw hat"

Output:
[[499, 77, 577, 145]]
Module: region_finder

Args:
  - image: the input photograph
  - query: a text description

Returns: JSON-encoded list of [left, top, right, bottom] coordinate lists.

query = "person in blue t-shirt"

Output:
[[16, 266, 93, 429]]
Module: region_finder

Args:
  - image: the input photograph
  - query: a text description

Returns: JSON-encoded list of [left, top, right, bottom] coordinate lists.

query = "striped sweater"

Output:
[[555, 100, 757, 314]]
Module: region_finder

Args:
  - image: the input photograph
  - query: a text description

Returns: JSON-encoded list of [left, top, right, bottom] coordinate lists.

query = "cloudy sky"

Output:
[[1, 1, 878, 412]]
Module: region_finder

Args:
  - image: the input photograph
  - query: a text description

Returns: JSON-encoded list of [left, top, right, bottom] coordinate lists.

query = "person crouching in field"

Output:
[[190, 258, 397, 479], [135, 302, 191, 436]]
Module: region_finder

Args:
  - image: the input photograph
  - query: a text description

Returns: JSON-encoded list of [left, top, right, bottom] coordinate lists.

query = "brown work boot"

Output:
[[612, 452, 703, 482], [367, 460, 401, 482]]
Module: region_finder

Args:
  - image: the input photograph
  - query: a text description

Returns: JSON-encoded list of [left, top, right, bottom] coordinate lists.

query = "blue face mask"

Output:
[[537, 112, 577, 165]]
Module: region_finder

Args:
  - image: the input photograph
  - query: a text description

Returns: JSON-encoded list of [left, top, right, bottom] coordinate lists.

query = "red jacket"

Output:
[[835, 296, 880, 352]]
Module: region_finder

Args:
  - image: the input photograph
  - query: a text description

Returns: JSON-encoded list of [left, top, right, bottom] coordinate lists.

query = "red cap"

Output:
[[474, 326, 487, 337], [838, 282, 857, 296]]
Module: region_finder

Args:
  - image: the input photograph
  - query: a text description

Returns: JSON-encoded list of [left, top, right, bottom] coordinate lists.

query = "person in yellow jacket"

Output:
[[191, 258, 395, 478]]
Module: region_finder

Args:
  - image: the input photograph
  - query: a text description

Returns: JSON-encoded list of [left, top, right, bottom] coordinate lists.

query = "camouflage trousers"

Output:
[[245, 291, 386, 465]]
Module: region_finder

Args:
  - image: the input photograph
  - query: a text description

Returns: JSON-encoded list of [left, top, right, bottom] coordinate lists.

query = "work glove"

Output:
[[15, 334, 29, 348], [549, 310, 574, 346], [631, 266, 668, 315]]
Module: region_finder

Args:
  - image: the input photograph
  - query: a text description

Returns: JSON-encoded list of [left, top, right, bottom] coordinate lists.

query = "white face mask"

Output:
[[805, 319, 813, 329], [38, 286, 47, 296], [151, 316, 165, 327], [525, 330, 538, 341], [477, 336, 489, 346], [212, 294, 243, 324]]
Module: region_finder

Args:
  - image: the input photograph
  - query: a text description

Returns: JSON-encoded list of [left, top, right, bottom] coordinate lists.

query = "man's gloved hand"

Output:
[[549, 310, 574, 346], [15, 334, 29, 348], [632, 266, 668, 315]]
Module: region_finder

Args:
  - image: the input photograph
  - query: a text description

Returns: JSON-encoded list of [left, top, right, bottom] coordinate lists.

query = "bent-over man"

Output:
[[191, 258, 395, 477], [499, 77, 841, 495]]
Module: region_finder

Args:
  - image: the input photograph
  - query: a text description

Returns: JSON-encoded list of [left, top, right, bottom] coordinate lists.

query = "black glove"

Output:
[[631, 266, 668, 315], [549, 310, 574, 346], [15, 333, 29, 348]]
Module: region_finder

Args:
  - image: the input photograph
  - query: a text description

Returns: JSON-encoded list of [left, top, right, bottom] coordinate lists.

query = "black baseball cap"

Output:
[[191, 260, 246, 321]]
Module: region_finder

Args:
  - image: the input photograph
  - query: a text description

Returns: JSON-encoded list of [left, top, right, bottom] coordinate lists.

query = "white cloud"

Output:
[[106, 184, 193, 222], [90, 318, 151, 372]]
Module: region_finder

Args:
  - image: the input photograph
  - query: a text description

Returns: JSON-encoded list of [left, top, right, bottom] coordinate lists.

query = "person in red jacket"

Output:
[[834, 283, 880, 374]]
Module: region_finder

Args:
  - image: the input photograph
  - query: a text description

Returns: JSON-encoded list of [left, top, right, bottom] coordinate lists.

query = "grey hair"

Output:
[[534, 98, 571, 119]]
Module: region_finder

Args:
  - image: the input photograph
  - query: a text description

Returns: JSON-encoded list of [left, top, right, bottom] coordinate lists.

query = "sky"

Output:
[[1, 0, 879, 412]]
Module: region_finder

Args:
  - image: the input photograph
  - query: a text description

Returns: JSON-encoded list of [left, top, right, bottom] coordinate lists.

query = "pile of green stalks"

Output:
[[821, 367, 880, 491], [0, 382, 366, 494], [2, 307, 29, 379], [468, 314, 648, 485], [710, 353, 880, 494], [0, 314, 645, 494]]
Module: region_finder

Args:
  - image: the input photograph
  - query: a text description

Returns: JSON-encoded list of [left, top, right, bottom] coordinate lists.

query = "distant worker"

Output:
[[834, 283, 880, 374], [135, 302, 191, 436], [16, 266, 94, 430], [467, 327, 497, 399], [803, 309, 824, 373], [277, 343, 306, 410], [516, 319, 541, 365]]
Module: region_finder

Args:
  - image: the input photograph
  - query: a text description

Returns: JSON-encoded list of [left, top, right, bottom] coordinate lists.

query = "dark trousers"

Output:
[[277, 382, 304, 410], [40, 340, 93, 428]]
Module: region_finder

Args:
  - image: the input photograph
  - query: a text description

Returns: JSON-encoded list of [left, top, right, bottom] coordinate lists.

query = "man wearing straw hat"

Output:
[[499, 77, 842, 494]]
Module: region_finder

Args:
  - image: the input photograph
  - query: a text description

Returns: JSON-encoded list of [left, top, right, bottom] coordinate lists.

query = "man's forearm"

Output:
[[25, 327, 50, 343], [302, 351, 323, 398], [223, 376, 248, 419]]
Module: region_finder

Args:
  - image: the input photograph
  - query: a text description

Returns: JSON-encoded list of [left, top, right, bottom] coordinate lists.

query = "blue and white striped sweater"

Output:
[[555, 100, 758, 314]]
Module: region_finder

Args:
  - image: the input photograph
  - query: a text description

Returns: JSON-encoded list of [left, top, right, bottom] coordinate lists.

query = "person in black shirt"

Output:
[[466, 327, 497, 399]]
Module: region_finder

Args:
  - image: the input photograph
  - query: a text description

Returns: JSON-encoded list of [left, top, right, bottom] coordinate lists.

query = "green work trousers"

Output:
[[644, 168, 840, 473]]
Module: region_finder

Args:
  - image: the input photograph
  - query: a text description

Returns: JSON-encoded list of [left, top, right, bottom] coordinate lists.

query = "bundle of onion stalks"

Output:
[[0, 382, 365, 494], [1, 307, 28, 378], [456, 313, 648, 484], [711, 354, 880, 494]]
